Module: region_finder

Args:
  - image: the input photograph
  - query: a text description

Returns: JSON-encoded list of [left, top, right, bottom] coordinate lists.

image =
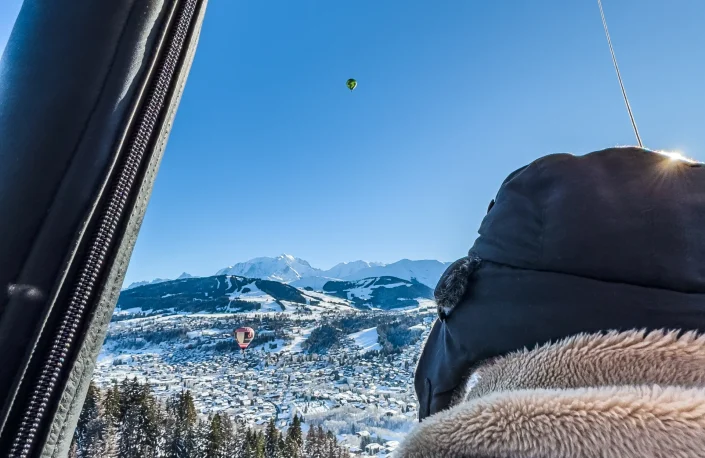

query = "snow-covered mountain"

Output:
[[214, 256, 449, 289], [215, 254, 321, 283], [123, 272, 195, 290], [342, 259, 450, 289], [123, 277, 171, 290], [116, 274, 355, 316], [127, 255, 450, 293], [322, 261, 384, 279], [115, 273, 432, 316], [322, 277, 434, 309], [290, 276, 338, 290]]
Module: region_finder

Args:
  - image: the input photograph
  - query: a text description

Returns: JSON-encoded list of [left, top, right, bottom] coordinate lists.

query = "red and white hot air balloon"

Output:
[[234, 327, 255, 352]]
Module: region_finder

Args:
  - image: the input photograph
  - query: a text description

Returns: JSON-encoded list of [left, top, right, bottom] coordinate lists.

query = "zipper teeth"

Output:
[[9, 0, 198, 456]]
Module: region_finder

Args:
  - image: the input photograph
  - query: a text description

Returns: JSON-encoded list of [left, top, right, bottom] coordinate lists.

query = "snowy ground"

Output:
[[281, 326, 316, 354], [342, 279, 417, 303], [348, 327, 382, 353]]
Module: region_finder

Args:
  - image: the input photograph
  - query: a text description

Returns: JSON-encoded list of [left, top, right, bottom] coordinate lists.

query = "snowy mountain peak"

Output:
[[177, 272, 193, 280], [215, 255, 321, 283], [280, 254, 313, 268], [214, 256, 450, 288], [322, 260, 384, 279], [342, 259, 451, 289], [122, 277, 170, 290]]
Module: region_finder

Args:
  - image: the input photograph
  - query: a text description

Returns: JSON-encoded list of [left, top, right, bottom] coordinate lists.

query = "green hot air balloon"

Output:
[[346, 78, 357, 92]]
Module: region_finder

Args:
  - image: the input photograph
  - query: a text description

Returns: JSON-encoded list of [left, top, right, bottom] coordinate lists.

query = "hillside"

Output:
[[116, 275, 329, 316], [342, 259, 450, 289], [123, 272, 194, 290], [321, 276, 434, 309]]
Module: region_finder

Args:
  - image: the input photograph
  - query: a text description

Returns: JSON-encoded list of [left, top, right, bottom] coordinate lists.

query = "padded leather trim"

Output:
[[0, 0, 145, 432], [0, 0, 207, 452], [43, 3, 208, 456]]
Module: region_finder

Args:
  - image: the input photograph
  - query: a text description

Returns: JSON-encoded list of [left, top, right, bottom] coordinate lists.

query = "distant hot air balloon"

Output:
[[234, 327, 255, 351], [346, 78, 357, 92]]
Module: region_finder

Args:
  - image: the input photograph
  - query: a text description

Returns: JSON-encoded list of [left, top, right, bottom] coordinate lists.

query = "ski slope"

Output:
[[348, 327, 382, 353]]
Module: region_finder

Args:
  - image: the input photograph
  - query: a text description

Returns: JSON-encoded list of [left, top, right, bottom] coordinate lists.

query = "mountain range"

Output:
[[125, 255, 449, 290], [115, 273, 434, 316], [117, 254, 450, 315], [160, 254, 448, 289], [124, 272, 194, 290]]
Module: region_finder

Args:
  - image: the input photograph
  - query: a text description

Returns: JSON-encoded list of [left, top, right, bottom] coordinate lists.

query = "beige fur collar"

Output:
[[398, 330, 705, 458]]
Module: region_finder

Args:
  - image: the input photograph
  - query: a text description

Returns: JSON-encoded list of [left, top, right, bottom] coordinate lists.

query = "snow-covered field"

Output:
[[348, 327, 382, 353], [335, 278, 420, 303]]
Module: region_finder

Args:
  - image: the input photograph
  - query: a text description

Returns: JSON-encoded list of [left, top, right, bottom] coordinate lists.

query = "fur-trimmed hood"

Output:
[[399, 330, 705, 457]]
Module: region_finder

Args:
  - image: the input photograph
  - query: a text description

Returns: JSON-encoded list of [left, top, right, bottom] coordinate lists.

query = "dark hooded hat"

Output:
[[415, 147, 705, 420]]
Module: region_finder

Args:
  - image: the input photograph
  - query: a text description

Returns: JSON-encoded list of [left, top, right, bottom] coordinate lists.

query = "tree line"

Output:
[[70, 378, 349, 458]]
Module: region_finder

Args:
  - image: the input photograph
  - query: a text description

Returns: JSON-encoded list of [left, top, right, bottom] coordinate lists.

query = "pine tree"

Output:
[[325, 431, 337, 458], [285, 415, 303, 458], [219, 415, 239, 458], [117, 381, 160, 458], [119, 377, 139, 421], [73, 382, 107, 457], [141, 383, 162, 458], [102, 382, 121, 458], [304, 426, 319, 458], [265, 418, 280, 458], [241, 430, 255, 458], [206, 413, 232, 458], [164, 391, 198, 458], [194, 419, 211, 458], [278, 435, 287, 458], [314, 426, 326, 458], [255, 431, 266, 458], [103, 381, 121, 425]]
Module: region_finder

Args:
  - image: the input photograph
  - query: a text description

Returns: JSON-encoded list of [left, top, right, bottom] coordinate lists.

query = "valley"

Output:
[[98, 255, 446, 456]]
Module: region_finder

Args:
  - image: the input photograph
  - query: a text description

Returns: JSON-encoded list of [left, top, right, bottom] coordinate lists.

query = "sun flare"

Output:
[[656, 150, 699, 164]]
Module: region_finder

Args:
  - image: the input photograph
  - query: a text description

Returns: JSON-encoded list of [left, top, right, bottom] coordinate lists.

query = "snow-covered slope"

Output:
[[322, 276, 434, 309], [291, 276, 338, 290], [115, 275, 358, 317], [123, 272, 194, 290], [343, 259, 450, 289], [348, 327, 382, 353], [123, 278, 171, 290], [215, 254, 321, 283], [321, 261, 384, 279], [116, 272, 430, 317]]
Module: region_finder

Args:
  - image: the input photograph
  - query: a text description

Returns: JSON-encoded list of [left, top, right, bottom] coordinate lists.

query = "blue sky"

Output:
[[2, 1, 704, 285]]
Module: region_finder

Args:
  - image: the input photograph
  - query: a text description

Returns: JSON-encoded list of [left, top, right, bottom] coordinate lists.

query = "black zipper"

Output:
[[8, 0, 199, 456]]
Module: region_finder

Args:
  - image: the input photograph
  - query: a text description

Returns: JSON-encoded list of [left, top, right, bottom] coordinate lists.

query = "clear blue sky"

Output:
[[2, 1, 704, 285]]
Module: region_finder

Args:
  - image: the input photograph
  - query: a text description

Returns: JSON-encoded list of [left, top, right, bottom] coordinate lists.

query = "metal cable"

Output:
[[597, 0, 643, 148]]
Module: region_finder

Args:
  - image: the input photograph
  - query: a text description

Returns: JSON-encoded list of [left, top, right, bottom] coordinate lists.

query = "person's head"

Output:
[[415, 147, 705, 419]]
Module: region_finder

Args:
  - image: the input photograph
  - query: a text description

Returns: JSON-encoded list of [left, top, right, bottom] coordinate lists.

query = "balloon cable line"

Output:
[[597, 0, 643, 148]]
